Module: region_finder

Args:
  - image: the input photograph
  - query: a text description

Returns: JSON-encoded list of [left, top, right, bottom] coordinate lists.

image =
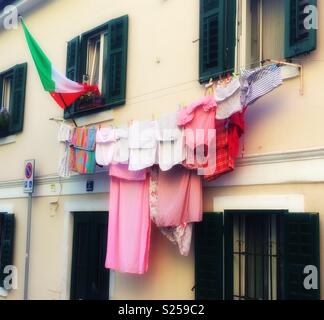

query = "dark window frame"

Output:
[[224, 210, 284, 300], [0, 63, 27, 138], [64, 15, 128, 120], [70, 211, 110, 300]]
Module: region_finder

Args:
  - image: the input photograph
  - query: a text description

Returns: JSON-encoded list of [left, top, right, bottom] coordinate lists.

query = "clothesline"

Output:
[[56, 62, 287, 275]]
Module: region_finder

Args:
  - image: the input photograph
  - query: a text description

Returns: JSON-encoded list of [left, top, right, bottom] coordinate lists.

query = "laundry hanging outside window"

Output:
[[20, 17, 100, 109]]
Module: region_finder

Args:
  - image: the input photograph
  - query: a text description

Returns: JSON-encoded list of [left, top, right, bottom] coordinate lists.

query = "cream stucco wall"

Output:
[[0, 0, 324, 300]]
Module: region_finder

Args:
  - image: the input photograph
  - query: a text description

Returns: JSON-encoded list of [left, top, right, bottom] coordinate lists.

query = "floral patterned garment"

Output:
[[149, 166, 194, 256]]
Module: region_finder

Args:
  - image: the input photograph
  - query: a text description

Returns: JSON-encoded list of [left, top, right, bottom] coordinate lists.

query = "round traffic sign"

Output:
[[25, 162, 33, 179]]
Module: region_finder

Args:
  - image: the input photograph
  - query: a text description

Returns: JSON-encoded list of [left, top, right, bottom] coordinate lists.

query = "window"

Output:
[[0, 63, 27, 137], [199, 0, 317, 82], [231, 213, 278, 300], [70, 212, 109, 300], [1, 74, 13, 112], [0, 213, 15, 290], [195, 211, 320, 300], [199, 0, 236, 83], [64, 15, 128, 119], [86, 34, 103, 89]]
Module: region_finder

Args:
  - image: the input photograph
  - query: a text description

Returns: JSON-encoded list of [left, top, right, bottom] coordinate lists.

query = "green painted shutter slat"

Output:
[[195, 212, 223, 300], [64, 37, 80, 119], [285, 0, 317, 58], [103, 15, 128, 107], [0, 73, 3, 108], [9, 63, 27, 134], [0, 213, 15, 288], [279, 212, 320, 300], [224, 0, 236, 72], [199, 0, 236, 83]]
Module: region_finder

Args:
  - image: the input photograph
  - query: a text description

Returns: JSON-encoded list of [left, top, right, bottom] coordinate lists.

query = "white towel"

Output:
[[96, 127, 116, 166], [156, 113, 185, 171], [129, 121, 157, 171]]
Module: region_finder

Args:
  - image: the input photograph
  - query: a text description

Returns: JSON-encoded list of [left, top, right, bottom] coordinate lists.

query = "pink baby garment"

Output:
[[177, 95, 217, 148], [105, 164, 151, 274]]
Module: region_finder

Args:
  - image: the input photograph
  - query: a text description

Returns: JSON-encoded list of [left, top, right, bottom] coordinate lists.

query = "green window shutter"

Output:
[[279, 212, 320, 300], [0, 213, 15, 288], [0, 73, 3, 107], [103, 15, 128, 107], [70, 212, 109, 300], [9, 63, 27, 135], [64, 37, 80, 119], [285, 0, 317, 58], [199, 0, 236, 83], [195, 212, 223, 300]]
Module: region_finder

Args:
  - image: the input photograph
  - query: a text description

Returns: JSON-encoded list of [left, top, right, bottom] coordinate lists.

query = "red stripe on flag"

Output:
[[50, 85, 100, 109]]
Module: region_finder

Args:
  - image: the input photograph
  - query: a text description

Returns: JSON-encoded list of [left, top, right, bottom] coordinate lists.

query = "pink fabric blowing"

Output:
[[153, 165, 203, 227], [105, 164, 151, 274]]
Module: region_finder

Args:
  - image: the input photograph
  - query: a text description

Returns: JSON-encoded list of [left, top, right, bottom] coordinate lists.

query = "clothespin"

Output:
[[204, 78, 214, 96]]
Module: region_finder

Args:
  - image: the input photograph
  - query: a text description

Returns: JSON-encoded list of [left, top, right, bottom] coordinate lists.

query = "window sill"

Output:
[[0, 134, 16, 146]]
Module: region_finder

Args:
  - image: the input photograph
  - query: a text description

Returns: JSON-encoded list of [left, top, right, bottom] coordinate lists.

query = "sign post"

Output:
[[23, 160, 35, 301]]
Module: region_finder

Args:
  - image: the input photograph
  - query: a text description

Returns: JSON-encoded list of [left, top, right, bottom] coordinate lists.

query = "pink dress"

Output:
[[105, 164, 151, 274]]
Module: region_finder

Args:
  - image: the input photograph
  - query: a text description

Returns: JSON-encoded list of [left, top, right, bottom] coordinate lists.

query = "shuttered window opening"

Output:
[[195, 211, 320, 300], [64, 15, 128, 119], [70, 212, 109, 300], [199, 0, 236, 83], [0, 213, 15, 289], [285, 0, 317, 58], [0, 63, 27, 137]]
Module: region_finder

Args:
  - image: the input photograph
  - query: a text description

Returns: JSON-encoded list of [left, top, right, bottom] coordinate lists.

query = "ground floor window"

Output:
[[70, 212, 109, 300], [195, 210, 320, 300]]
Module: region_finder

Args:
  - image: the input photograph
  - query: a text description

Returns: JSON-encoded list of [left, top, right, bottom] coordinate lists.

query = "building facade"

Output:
[[0, 0, 323, 300]]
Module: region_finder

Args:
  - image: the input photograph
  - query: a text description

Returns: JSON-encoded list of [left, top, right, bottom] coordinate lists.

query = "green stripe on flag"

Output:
[[21, 19, 56, 92]]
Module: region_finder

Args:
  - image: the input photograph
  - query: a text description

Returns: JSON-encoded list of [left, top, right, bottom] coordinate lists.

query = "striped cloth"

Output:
[[70, 127, 97, 174], [240, 64, 282, 106]]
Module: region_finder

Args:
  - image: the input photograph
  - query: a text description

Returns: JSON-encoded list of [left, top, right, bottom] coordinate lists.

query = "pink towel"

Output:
[[105, 164, 151, 274]]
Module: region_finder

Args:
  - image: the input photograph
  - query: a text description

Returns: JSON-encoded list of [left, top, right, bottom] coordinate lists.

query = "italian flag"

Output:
[[21, 19, 100, 109]]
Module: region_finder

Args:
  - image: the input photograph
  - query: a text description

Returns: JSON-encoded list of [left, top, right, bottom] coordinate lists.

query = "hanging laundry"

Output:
[[214, 77, 243, 120], [70, 127, 97, 174], [177, 96, 217, 172], [105, 164, 151, 274], [156, 113, 185, 171], [96, 127, 116, 166], [129, 121, 157, 171], [57, 123, 75, 178], [204, 109, 247, 181], [113, 126, 129, 164], [149, 166, 202, 256], [57, 122, 75, 142], [177, 95, 216, 148], [240, 64, 282, 106]]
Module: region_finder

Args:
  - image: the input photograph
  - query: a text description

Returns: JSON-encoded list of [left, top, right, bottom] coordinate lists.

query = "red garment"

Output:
[[204, 108, 247, 181], [228, 108, 246, 159]]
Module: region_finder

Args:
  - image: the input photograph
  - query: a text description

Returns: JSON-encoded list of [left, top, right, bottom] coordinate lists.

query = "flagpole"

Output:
[[59, 93, 78, 127]]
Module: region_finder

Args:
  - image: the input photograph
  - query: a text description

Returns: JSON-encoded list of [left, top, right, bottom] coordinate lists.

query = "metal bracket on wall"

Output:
[[262, 58, 304, 96]]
